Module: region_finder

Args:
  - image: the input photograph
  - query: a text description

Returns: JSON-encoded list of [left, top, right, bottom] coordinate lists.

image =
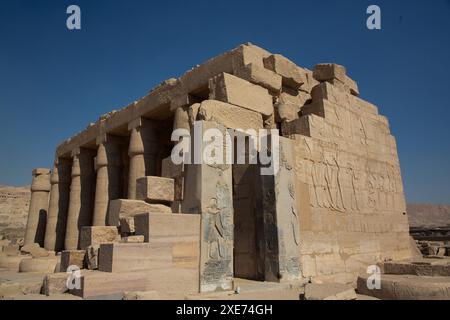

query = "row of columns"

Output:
[[24, 118, 162, 252]]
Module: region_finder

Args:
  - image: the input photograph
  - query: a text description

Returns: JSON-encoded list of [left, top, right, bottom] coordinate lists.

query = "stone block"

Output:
[[0, 277, 43, 298], [4, 244, 20, 257], [209, 72, 273, 116], [98, 240, 199, 273], [136, 176, 175, 204], [357, 274, 450, 300], [0, 255, 29, 271], [79, 226, 120, 250], [383, 261, 450, 277], [121, 235, 145, 243], [197, 99, 264, 130], [161, 156, 183, 178], [281, 117, 310, 137], [234, 63, 282, 93], [119, 217, 135, 234], [302, 283, 357, 300], [19, 256, 58, 273], [313, 63, 347, 83], [20, 243, 50, 258], [86, 245, 100, 270], [276, 102, 299, 122], [134, 212, 201, 243], [311, 81, 351, 106], [69, 271, 151, 299], [60, 250, 85, 272], [279, 90, 311, 107], [107, 199, 172, 226], [263, 54, 307, 89], [42, 273, 70, 295]]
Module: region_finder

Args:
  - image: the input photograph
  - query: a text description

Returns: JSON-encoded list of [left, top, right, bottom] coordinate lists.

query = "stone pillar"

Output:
[[44, 158, 71, 252], [92, 135, 123, 226], [260, 136, 301, 282], [182, 121, 234, 293], [24, 168, 51, 246], [127, 118, 158, 199], [65, 148, 96, 250]]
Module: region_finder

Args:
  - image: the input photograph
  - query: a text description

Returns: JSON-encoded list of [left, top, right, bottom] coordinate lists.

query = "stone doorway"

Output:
[[232, 163, 265, 281]]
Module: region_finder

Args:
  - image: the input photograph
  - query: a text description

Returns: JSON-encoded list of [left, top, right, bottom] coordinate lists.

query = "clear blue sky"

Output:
[[0, 0, 449, 203]]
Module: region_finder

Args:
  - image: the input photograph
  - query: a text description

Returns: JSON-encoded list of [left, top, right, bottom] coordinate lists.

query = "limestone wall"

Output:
[[288, 81, 412, 284]]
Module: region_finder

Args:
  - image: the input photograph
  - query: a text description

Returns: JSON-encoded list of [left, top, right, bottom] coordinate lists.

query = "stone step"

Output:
[[69, 268, 199, 299], [98, 241, 199, 272], [357, 274, 450, 300], [383, 259, 450, 277]]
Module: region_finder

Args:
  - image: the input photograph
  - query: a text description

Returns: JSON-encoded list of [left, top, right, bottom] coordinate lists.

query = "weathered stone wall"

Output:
[[287, 80, 412, 284]]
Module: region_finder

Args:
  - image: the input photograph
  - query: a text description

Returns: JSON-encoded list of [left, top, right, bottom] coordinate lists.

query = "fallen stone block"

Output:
[[301, 283, 357, 300], [0, 279, 43, 298], [263, 54, 307, 89], [123, 290, 160, 300], [0, 255, 30, 272], [3, 244, 20, 257], [234, 63, 282, 93], [79, 226, 120, 250], [19, 257, 58, 273], [121, 236, 144, 243], [60, 250, 85, 272], [136, 176, 174, 204], [42, 273, 70, 296], [21, 243, 49, 258], [197, 99, 264, 130], [357, 274, 450, 300], [0, 239, 11, 249], [209, 72, 273, 116], [107, 199, 172, 226]]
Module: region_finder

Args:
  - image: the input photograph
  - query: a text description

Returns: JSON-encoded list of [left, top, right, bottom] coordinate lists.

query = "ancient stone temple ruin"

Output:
[[20, 43, 413, 297]]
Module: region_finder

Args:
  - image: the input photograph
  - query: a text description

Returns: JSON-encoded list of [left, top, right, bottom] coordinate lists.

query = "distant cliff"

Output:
[[407, 203, 450, 229], [0, 185, 30, 242]]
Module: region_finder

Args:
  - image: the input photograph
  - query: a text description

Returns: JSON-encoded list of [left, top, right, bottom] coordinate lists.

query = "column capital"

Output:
[[128, 117, 143, 131], [31, 168, 51, 192]]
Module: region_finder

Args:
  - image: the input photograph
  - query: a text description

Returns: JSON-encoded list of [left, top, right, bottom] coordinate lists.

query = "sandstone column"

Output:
[[24, 168, 51, 246], [92, 136, 123, 226], [65, 148, 96, 250], [44, 158, 71, 252], [260, 136, 301, 282], [127, 118, 158, 199]]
